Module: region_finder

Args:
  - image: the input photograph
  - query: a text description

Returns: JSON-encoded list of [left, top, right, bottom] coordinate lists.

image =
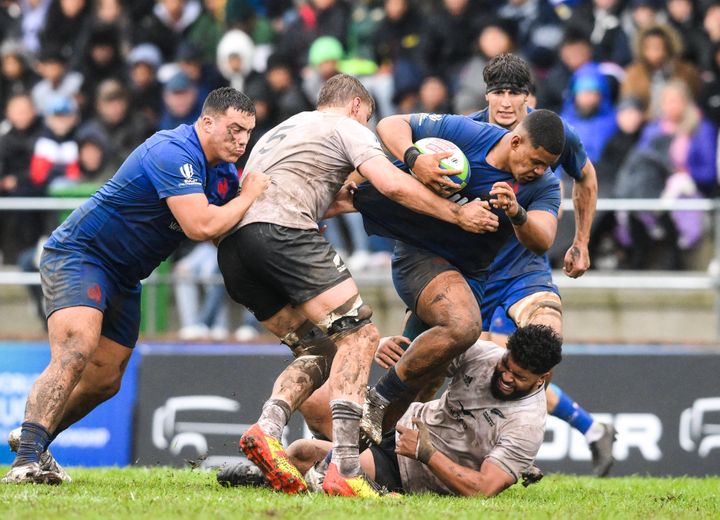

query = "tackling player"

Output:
[[286, 325, 563, 497], [217, 74, 496, 498], [409, 54, 614, 477], [2, 88, 270, 485]]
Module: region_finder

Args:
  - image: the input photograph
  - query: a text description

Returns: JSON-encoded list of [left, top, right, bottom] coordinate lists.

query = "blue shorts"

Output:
[[40, 248, 142, 348], [391, 241, 487, 313], [479, 269, 560, 334]]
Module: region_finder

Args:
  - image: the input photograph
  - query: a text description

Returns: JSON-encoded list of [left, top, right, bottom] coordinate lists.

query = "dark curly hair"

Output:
[[201, 87, 255, 117], [506, 324, 562, 375], [483, 53, 532, 94], [519, 109, 566, 156]]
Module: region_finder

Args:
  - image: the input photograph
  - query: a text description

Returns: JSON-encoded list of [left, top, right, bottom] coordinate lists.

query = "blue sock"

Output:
[[15, 422, 52, 465], [549, 383, 594, 434], [373, 366, 410, 403]]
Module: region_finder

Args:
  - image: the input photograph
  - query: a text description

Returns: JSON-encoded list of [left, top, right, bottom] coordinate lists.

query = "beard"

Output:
[[489, 369, 534, 401]]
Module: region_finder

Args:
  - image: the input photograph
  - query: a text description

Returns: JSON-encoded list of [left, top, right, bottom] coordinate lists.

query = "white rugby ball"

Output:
[[413, 137, 471, 196]]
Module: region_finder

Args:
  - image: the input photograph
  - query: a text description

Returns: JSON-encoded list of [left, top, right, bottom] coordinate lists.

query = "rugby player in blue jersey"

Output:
[[2, 88, 270, 484], [401, 54, 615, 477]]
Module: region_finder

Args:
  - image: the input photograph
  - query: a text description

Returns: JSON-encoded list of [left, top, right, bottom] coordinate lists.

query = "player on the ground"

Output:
[[284, 325, 562, 497], [2, 88, 270, 485], [216, 74, 496, 498], [407, 53, 614, 477], [348, 108, 563, 449]]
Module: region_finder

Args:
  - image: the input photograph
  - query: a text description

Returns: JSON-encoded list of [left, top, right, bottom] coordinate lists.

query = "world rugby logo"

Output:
[[180, 163, 194, 180]]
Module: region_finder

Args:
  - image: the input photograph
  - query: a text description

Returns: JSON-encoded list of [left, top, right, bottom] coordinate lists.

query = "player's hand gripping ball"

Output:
[[413, 137, 471, 196]]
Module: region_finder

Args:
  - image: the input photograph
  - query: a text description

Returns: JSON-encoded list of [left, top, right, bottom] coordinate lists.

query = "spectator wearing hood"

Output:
[[75, 123, 112, 183], [39, 0, 93, 69], [621, 23, 701, 111], [561, 63, 617, 164], [78, 24, 126, 117], [127, 43, 163, 128], [216, 28, 255, 93], [0, 39, 39, 113]]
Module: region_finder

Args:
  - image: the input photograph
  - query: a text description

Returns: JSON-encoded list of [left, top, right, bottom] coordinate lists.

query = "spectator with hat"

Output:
[[127, 43, 163, 128], [159, 70, 201, 130]]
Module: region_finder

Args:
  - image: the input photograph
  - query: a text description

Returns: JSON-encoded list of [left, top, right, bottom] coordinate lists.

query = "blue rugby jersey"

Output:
[[45, 124, 239, 285], [354, 114, 560, 278], [468, 108, 588, 280]]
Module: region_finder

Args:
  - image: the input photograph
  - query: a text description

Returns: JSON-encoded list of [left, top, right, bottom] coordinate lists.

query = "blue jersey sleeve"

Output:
[[409, 113, 504, 155], [524, 171, 561, 216], [555, 120, 588, 181], [143, 141, 206, 199]]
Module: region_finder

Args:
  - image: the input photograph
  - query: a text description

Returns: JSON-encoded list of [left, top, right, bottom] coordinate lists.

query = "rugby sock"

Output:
[[549, 383, 594, 435], [14, 422, 52, 466], [257, 398, 291, 440], [329, 399, 363, 477], [373, 366, 410, 404]]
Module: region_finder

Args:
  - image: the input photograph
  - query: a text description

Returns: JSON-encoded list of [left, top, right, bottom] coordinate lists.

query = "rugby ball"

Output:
[[413, 137, 471, 196]]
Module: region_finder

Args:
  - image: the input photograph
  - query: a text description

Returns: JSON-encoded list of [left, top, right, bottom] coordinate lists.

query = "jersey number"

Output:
[[257, 124, 297, 154]]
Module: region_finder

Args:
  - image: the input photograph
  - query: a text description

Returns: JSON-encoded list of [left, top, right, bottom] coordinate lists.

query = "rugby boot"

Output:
[[1, 461, 63, 485], [216, 460, 269, 488], [520, 464, 544, 487], [304, 460, 328, 493], [239, 423, 307, 494], [359, 387, 390, 445], [322, 462, 383, 498], [8, 427, 71, 483], [589, 423, 616, 477]]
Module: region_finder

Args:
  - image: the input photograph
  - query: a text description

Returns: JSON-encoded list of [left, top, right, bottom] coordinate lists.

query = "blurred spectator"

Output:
[[417, 75, 452, 113], [134, 0, 203, 62], [238, 77, 276, 168], [537, 27, 595, 114], [78, 79, 154, 173], [562, 63, 618, 164], [159, 70, 202, 129], [422, 0, 488, 87], [666, 0, 705, 65], [624, 0, 665, 40], [303, 35, 344, 103], [345, 0, 383, 61], [701, 2, 720, 68], [39, 0, 92, 69], [0, 92, 43, 261], [454, 19, 516, 114], [187, 0, 227, 64], [497, 0, 564, 70], [372, 0, 426, 102], [590, 96, 647, 268], [75, 124, 112, 182], [175, 40, 226, 102], [255, 52, 312, 122], [699, 42, 720, 126], [89, 0, 132, 54], [216, 28, 256, 92], [0, 39, 38, 113], [19, 0, 51, 53], [174, 241, 231, 341], [29, 95, 81, 192], [621, 23, 701, 111], [127, 43, 163, 127], [30, 45, 82, 113], [569, 0, 632, 66], [78, 24, 126, 116]]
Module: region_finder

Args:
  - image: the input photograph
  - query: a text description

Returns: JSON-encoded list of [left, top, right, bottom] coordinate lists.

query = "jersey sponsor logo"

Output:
[[179, 163, 201, 186], [462, 374, 474, 387], [333, 254, 347, 273], [482, 409, 505, 427], [415, 113, 443, 126], [86, 283, 102, 304], [169, 220, 183, 232]]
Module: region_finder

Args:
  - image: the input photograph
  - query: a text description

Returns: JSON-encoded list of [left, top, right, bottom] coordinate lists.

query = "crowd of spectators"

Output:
[[0, 0, 719, 282]]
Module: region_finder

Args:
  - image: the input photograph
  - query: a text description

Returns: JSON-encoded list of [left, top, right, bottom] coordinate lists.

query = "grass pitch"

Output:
[[1, 466, 718, 519]]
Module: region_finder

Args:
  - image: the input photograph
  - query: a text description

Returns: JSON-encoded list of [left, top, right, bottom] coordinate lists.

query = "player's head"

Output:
[[506, 109, 564, 183], [197, 87, 256, 164], [484, 53, 532, 129], [490, 324, 562, 401], [317, 73, 375, 126]]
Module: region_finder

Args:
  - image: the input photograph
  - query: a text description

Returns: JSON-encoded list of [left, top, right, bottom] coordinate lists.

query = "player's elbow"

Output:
[[183, 222, 215, 241]]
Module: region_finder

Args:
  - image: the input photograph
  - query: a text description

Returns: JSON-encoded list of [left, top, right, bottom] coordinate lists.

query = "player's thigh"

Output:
[[415, 271, 480, 329]]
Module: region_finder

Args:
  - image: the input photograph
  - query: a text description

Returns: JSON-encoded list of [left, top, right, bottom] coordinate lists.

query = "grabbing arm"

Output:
[[563, 159, 597, 277]]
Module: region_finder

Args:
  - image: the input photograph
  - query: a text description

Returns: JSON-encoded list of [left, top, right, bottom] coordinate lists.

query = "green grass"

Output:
[[1, 466, 718, 519]]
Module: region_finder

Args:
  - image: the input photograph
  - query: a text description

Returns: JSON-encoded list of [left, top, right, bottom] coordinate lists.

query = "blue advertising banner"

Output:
[[0, 342, 139, 466]]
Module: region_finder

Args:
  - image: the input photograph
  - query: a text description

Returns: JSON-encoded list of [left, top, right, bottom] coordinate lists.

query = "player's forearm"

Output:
[[378, 172, 461, 226], [189, 191, 256, 240], [572, 160, 598, 247], [376, 115, 413, 160], [425, 452, 506, 497], [512, 211, 556, 255]]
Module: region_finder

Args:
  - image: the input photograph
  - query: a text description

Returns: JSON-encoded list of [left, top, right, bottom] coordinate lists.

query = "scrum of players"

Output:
[[3, 53, 613, 498]]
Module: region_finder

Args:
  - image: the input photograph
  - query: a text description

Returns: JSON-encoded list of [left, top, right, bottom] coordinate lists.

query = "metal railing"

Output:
[[2, 196, 720, 334]]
